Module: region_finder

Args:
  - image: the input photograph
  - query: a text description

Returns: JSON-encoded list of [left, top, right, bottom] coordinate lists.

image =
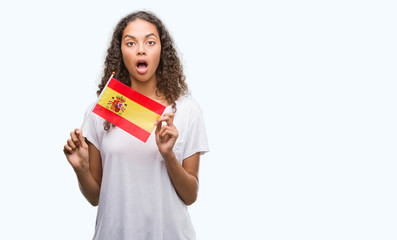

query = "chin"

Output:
[[131, 74, 155, 83]]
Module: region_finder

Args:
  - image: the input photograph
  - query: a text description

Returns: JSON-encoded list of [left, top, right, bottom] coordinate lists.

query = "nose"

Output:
[[137, 44, 146, 56]]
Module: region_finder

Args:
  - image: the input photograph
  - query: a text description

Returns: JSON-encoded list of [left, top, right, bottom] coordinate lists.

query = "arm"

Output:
[[64, 129, 102, 206], [155, 113, 200, 205], [163, 152, 200, 206]]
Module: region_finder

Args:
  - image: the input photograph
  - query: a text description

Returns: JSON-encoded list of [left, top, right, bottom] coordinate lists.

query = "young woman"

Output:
[[63, 11, 209, 240]]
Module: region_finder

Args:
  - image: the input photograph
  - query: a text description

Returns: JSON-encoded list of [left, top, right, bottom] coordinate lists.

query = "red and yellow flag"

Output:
[[92, 77, 166, 142]]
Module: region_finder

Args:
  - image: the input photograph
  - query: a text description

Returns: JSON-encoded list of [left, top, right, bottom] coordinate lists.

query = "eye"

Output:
[[126, 41, 135, 47], [147, 41, 155, 45]]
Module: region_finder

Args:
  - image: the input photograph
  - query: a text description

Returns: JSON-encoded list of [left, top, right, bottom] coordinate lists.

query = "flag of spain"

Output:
[[92, 77, 166, 142]]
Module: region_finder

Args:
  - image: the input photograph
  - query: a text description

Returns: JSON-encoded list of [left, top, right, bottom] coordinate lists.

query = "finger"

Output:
[[158, 125, 169, 137], [157, 114, 174, 127], [76, 129, 87, 148], [67, 139, 77, 151], [64, 144, 74, 154], [155, 120, 162, 134], [161, 129, 178, 138], [70, 130, 80, 147], [163, 113, 175, 123], [165, 112, 175, 122], [165, 113, 175, 126], [156, 115, 169, 124], [159, 125, 178, 138]]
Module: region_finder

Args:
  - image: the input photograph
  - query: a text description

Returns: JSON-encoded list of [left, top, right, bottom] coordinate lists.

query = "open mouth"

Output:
[[136, 60, 148, 74]]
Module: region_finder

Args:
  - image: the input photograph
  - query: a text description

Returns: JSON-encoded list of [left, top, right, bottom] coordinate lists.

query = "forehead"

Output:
[[122, 19, 159, 38]]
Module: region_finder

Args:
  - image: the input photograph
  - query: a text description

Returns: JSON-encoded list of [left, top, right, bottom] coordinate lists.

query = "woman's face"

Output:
[[121, 19, 161, 85]]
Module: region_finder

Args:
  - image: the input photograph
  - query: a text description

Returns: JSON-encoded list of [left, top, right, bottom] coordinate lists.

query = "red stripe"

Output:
[[93, 104, 151, 142], [107, 78, 166, 115]]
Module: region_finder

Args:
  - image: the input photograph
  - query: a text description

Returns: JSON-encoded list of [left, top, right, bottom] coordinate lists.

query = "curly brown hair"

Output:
[[97, 11, 188, 130]]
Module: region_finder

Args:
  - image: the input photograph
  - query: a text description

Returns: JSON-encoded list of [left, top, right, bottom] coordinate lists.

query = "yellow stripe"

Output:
[[98, 87, 160, 133]]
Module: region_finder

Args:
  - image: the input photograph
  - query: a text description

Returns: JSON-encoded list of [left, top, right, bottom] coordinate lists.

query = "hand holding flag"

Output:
[[155, 112, 178, 157]]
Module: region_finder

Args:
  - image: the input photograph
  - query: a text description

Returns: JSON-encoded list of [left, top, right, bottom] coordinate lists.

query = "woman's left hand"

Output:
[[155, 113, 178, 157]]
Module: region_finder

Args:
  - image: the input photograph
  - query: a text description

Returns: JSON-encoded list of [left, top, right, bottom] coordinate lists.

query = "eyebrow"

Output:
[[123, 33, 159, 40]]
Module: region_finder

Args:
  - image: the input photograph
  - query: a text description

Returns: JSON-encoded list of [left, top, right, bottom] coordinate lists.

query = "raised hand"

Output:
[[155, 113, 178, 158], [63, 129, 89, 174]]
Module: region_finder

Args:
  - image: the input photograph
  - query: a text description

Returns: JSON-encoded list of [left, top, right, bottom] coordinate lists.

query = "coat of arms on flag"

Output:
[[92, 76, 166, 142], [107, 96, 127, 115]]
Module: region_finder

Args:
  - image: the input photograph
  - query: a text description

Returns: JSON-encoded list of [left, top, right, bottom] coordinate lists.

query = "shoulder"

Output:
[[81, 102, 106, 145], [172, 95, 206, 131], [82, 101, 105, 125], [174, 95, 209, 158], [175, 95, 203, 116]]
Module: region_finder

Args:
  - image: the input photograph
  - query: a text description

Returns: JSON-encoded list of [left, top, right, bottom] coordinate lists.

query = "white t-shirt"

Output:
[[81, 95, 209, 240]]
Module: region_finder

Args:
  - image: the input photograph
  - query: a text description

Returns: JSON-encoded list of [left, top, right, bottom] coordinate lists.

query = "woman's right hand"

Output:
[[63, 129, 89, 174]]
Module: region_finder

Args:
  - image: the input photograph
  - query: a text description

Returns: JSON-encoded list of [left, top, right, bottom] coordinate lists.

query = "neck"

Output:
[[129, 77, 168, 105], [133, 83, 156, 97], [130, 77, 157, 97]]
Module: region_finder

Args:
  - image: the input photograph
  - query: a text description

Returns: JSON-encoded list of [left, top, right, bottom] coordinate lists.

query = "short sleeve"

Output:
[[80, 104, 101, 150], [183, 106, 209, 159]]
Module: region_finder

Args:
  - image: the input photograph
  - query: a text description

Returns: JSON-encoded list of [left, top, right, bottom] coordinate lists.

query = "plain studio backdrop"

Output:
[[0, 0, 396, 239]]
